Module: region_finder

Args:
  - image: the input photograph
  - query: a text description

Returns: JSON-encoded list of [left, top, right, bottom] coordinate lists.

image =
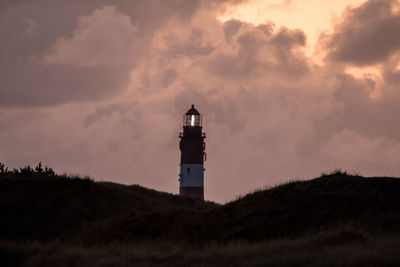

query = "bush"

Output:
[[0, 162, 55, 177]]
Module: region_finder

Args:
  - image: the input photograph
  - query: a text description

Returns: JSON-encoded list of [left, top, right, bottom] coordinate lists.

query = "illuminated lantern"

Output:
[[179, 104, 206, 200]]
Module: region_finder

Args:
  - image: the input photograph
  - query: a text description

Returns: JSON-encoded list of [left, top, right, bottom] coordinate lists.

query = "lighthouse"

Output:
[[179, 104, 206, 200]]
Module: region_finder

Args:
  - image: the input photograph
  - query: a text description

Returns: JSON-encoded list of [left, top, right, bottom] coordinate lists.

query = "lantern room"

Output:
[[184, 104, 202, 127]]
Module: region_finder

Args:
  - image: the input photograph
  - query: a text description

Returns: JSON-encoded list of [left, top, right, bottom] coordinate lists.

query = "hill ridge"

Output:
[[0, 170, 400, 244]]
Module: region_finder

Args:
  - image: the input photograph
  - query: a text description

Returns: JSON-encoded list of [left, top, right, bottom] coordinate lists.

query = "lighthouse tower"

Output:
[[179, 104, 206, 200]]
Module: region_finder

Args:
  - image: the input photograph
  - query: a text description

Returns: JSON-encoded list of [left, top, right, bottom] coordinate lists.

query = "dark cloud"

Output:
[[207, 24, 309, 78], [223, 19, 243, 43], [0, 62, 130, 107], [297, 72, 400, 166], [0, 0, 226, 107], [84, 104, 132, 127], [161, 28, 216, 58], [323, 0, 400, 66], [0, 3, 135, 107]]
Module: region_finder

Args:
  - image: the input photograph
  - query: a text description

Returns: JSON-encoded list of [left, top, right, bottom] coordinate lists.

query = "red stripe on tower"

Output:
[[178, 104, 206, 200]]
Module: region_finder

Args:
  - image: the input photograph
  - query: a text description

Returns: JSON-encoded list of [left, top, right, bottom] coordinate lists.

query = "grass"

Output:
[[1, 163, 400, 266], [320, 168, 361, 178], [1, 229, 400, 267]]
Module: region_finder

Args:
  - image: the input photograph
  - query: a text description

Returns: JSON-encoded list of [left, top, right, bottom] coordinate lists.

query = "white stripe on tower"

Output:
[[179, 163, 204, 187]]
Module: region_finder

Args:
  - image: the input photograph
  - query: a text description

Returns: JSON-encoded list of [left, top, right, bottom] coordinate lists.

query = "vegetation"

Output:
[[2, 231, 400, 267], [0, 162, 55, 177], [1, 162, 400, 266]]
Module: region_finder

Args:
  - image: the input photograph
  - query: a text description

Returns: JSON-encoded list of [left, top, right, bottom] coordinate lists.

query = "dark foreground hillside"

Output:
[[1, 169, 400, 266], [0, 174, 215, 242]]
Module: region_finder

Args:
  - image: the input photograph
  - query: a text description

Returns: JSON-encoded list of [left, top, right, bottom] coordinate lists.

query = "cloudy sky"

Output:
[[1, 0, 400, 202]]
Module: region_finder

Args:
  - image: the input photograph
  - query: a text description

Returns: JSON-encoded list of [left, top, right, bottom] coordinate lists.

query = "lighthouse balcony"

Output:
[[179, 132, 206, 138], [178, 132, 206, 138]]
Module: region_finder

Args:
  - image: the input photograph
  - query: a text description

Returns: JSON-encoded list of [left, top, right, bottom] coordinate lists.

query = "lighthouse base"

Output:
[[180, 186, 204, 200]]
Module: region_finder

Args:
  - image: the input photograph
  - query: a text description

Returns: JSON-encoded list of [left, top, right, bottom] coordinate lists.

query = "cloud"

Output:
[[206, 21, 309, 78], [43, 6, 140, 67], [0, 1, 217, 107], [323, 0, 400, 66], [84, 103, 132, 127], [3, 0, 400, 202], [268, 0, 292, 9], [0, 62, 131, 107], [0, 4, 136, 107], [320, 129, 400, 175]]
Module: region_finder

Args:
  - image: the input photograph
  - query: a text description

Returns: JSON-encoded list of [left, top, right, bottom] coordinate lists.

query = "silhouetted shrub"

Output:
[[19, 165, 34, 176], [0, 162, 56, 177], [0, 162, 8, 174], [35, 162, 43, 174], [320, 168, 350, 177], [43, 165, 55, 176]]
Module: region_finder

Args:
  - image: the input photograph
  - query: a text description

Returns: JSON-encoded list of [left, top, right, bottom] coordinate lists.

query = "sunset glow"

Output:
[[218, 0, 366, 52]]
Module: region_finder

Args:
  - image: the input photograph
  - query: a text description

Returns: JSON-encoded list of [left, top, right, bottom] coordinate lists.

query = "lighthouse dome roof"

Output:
[[185, 104, 200, 115]]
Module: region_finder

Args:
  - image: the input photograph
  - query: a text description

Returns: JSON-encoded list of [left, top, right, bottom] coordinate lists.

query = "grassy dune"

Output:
[[1, 166, 400, 266], [2, 231, 400, 266]]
